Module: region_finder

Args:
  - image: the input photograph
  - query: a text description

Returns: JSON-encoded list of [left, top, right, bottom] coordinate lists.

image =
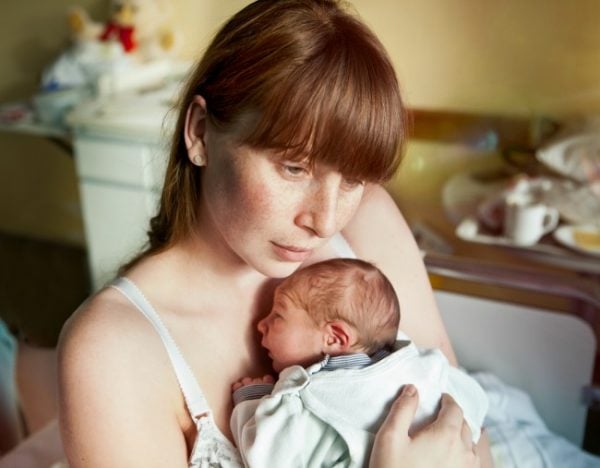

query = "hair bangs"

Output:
[[238, 13, 405, 183]]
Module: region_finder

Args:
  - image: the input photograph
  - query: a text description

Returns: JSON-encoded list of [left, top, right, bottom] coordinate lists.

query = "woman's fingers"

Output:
[[369, 385, 419, 468], [381, 384, 419, 437], [439, 394, 481, 467], [461, 420, 473, 449], [436, 394, 465, 433], [370, 388, 483, 468]]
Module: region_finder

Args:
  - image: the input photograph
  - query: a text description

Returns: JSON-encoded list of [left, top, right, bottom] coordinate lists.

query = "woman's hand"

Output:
[[370, 385, 481, 468]]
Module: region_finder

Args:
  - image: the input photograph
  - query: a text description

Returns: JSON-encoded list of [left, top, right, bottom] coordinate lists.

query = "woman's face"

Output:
[[198, 124, 366, 278]]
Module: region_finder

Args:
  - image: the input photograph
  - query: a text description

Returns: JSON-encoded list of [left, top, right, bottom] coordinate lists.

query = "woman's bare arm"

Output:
[[343, 184, 457, 364], [347, 185, 494, 466], [58, 294, 189, 468]]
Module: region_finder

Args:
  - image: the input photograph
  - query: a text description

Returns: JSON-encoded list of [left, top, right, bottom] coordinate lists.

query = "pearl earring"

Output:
[[193, 155, 204, 166]]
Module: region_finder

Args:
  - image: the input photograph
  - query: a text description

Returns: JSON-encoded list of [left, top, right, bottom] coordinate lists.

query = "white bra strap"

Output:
[[111, 277, 210, 419], [329, 232, 357, 259]]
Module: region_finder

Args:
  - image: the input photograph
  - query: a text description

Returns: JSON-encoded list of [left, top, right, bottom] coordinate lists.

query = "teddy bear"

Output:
[[98, 1, 137, 52], [67, 0, 180, 61]]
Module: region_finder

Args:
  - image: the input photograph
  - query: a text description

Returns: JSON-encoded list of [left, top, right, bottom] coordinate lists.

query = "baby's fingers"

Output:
[[231, 381, 243, 391], [232, 376, 254, 391]]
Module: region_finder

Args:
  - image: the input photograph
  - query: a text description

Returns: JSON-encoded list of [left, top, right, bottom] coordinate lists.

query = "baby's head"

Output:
[[257, 258, 400, 372]]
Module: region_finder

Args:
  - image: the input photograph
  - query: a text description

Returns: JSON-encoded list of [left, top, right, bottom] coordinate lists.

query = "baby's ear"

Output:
[[323, 320, 357, 354]]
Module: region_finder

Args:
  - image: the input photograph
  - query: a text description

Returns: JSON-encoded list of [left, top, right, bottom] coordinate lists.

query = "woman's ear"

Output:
[[323, 320, 357, 354], [184, 95, 208, 167]]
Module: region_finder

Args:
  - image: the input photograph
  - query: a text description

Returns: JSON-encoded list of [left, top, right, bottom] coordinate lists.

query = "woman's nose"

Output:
[[295, 182, 339, 238]]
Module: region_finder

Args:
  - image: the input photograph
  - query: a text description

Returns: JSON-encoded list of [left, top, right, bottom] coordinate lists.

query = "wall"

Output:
[[171, 0, 600, 226], [174, 0, 600, 117], [0, 0, 106, 245], [358, 0, 600, 117], [2, 0, 600, 244], [347, 0, 600, 221]]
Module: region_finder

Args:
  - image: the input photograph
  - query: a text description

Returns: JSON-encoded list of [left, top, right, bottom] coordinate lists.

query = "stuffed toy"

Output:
[[99, 1, 137, 52], [67, 0, 179, 60]]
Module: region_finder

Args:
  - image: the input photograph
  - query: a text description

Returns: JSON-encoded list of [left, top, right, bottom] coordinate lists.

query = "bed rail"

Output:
[[424, 251, 600, 329]]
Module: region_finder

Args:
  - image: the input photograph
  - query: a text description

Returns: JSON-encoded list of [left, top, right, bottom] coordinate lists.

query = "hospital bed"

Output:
[[426, 252, 599, 465]]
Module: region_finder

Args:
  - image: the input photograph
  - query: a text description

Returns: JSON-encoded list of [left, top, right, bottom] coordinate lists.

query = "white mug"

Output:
[[504, 193, 559, 245]]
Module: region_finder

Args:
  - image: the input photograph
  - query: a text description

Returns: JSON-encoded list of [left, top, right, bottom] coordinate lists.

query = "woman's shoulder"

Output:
[[343, 184, 458, 363], [58, 284, 190, 466], [342, 184, 415, 257], [58, 282, 183, 411], [58, 284, 158, 367]]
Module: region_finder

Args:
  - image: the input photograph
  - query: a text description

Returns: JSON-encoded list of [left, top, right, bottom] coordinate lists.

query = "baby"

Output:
[[230, 258, 488, 468]]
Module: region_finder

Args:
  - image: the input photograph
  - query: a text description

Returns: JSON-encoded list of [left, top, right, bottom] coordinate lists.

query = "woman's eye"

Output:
[[282, 164, 309, 177], [342, 178, 365, 190]]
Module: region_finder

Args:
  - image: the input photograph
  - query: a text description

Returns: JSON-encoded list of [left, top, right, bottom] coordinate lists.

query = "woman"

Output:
[[58, 1, 487, 466]]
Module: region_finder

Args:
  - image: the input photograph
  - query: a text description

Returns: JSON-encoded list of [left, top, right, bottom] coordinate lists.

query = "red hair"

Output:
[[123, 0, 406, 271]]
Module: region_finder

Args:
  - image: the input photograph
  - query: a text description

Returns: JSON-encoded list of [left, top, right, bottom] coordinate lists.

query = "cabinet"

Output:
[[66, 81, 178, 290], [73, 136, 166, 290]]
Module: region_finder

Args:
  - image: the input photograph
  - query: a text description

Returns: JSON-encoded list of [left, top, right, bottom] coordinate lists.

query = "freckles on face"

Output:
[[200, 128, 366, 277], [200, 138, 306, 277], [239, 175, 274, 225], [202, 142, 272, 234]]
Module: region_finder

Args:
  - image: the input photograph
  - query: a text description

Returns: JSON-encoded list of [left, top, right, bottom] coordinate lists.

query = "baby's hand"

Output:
[[231, 375, 275, 392]]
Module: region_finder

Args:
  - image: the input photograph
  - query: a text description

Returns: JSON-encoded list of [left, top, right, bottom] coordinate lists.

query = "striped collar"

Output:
[[318, 348, 390, 371], [233, 348, 393, 404]]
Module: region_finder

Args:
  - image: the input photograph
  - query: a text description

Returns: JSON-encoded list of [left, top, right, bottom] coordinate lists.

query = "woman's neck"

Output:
[[185, 221, 267, 284], [125, 223, 271, 315]]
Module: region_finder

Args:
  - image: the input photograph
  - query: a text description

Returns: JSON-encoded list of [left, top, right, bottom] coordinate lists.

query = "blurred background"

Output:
[[3, 0, 600, 244], [1, 0, 600, 463]]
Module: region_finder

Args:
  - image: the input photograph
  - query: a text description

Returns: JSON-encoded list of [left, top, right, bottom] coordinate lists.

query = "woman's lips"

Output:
[[271, 242, 313, 262]]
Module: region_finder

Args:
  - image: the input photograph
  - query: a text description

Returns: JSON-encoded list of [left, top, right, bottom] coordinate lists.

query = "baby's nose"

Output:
[[257, 317, 267, 335]]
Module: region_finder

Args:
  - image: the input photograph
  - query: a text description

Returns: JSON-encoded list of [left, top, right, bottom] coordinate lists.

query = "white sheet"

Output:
[[474, 372, 600, 468]]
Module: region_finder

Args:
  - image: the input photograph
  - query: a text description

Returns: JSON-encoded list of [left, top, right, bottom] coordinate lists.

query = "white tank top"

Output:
[[110, 233, 356, 467]]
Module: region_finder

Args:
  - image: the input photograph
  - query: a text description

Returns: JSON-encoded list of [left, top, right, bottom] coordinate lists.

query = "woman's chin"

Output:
[[253, 257, 303, 279]]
